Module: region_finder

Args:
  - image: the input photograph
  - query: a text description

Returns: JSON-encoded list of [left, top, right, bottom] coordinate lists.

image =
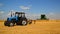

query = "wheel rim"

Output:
[[22, 21, 27, 25], [10, 23, 13, 26]]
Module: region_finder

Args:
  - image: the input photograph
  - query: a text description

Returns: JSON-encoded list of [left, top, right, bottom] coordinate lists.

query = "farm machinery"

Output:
[[4, 12, 32, 26], [40, 14, 48, 20]]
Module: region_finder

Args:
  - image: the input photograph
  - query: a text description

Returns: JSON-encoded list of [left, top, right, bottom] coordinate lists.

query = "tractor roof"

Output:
[[15, 12, 25, 14]]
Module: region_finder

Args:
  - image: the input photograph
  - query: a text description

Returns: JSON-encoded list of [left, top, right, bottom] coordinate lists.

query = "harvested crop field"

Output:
[[0, 20, 60, 34]]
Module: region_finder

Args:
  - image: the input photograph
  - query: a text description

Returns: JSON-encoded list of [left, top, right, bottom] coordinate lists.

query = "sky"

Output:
[[0, 0, 60, 20]]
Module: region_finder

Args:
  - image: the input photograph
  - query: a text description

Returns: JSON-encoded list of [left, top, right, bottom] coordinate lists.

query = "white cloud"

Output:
[[8, 10, 16, 16], [0, 11, 4, 14], [20, 6, 30, 10], [49, 12, 54, 15]]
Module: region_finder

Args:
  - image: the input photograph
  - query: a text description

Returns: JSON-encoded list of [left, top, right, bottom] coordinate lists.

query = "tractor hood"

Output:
[[7, 16, 18, 21]]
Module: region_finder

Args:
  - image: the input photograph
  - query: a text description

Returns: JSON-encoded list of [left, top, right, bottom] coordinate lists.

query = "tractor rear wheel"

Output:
[[22, 20, 27, 26]]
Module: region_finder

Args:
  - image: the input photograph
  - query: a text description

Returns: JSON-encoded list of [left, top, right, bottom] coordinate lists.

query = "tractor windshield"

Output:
[[22, 14, 25, 17], [15, 12, 25, 17], [15, 14, 25, 17]]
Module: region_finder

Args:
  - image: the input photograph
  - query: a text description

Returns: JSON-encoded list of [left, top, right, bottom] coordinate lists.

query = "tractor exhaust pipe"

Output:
[[11, 11, 12, 17]]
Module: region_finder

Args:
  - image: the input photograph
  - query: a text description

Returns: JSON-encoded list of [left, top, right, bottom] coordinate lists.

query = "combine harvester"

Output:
[[40, 14, 48, 20], [4, 12, 32, 27]]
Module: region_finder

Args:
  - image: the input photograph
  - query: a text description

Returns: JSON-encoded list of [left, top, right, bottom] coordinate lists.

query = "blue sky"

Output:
[[0, 0, 60, 20]]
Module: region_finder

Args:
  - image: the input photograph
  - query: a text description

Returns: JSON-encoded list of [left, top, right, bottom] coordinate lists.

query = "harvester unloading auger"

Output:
[[4, 12, 32, 27]]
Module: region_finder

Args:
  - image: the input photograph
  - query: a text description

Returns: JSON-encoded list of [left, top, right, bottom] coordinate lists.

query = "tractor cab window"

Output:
[[19, 14, 22, 17], [15, 14, 18, 17], [22, 14, 25, 17]]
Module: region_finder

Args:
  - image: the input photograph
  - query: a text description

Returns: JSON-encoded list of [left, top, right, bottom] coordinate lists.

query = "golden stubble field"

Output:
[[0, 20, 60, 34]]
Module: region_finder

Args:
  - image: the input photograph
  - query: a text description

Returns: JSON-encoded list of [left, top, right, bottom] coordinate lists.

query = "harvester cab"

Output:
[[4, 12, 28, 26]]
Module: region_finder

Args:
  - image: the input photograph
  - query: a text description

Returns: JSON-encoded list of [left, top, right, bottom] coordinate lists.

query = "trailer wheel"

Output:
[[22, 20, 27, 26]]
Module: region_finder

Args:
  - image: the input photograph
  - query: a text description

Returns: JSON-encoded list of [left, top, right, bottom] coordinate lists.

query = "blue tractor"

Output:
[[4, 12, 28, 26]]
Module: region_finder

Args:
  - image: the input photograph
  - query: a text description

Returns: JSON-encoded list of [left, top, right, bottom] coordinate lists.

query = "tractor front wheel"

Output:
[[9, 22, 14, 27], [4, 21, 15, 27]]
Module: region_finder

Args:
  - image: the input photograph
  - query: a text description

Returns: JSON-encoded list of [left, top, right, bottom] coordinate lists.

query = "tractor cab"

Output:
[[15, 12, 26, 21]]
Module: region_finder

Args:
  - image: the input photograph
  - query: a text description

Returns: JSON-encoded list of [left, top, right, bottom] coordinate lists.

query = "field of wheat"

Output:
[[0, 20, 60, 34]]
